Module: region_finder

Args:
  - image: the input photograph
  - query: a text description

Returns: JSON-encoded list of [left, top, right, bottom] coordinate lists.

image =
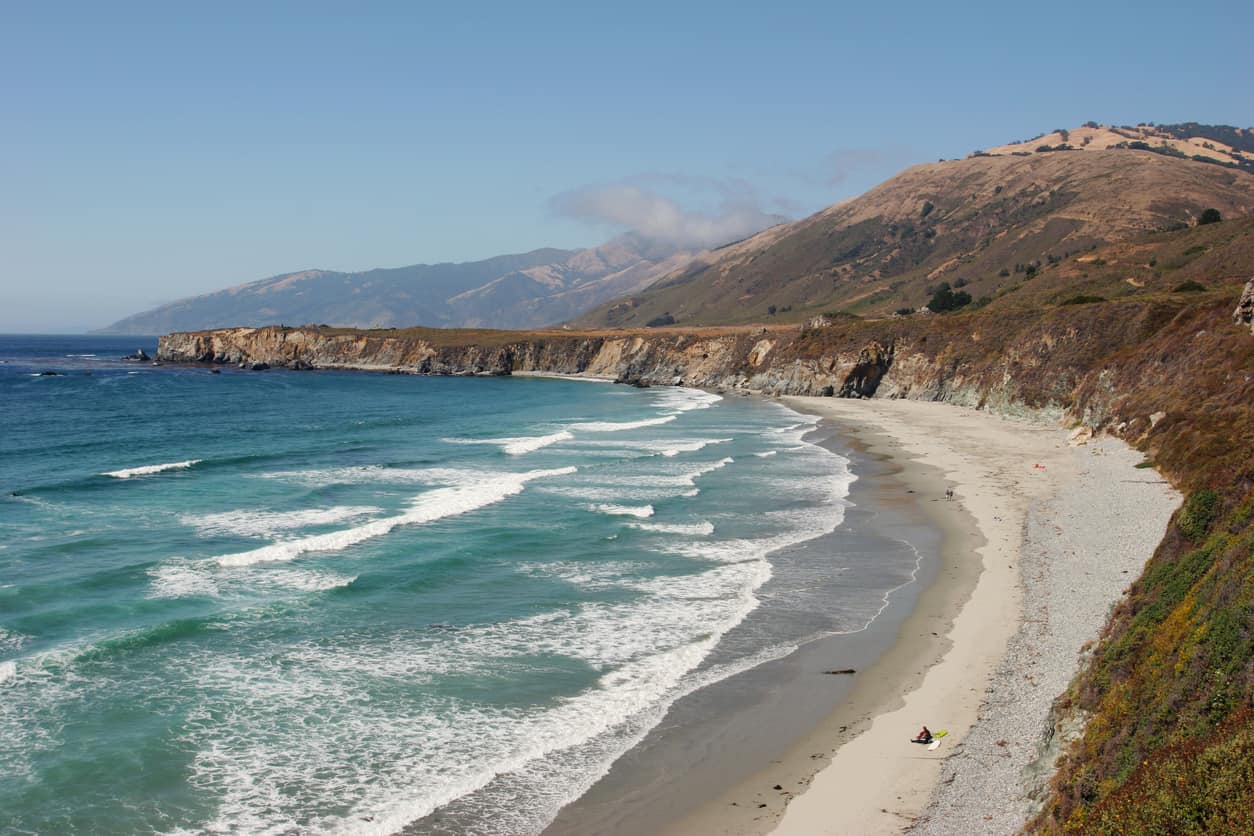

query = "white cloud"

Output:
[[550, 176, 786, 250]]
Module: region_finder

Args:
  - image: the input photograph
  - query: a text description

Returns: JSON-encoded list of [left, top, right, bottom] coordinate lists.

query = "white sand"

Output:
[[770, 398, 1178, 835], [913, 437, 1179, 834]]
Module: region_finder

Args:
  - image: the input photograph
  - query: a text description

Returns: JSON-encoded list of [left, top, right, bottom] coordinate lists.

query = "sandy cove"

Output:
[[655, 397, 1179, 836], [757, 398, 1179, 835]]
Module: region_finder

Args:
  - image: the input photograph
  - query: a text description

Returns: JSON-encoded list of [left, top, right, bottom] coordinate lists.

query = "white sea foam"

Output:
[[214, 467, 576, 567], [556, 457, 737, 500], [516, 561, 646, 590], [650, 387, 723, 412], [565, 437, 732, 458], [766, 417, 821, 446], [541, 486, 677, 502], [148, 560, 220, 599], [103, 459, 201, 479], [179, 554, 772, 835], [259, 465, 478, 487], [590, 504, 654, 519], [443, 430, 573, 455], [182, 506, 383, 539], [754, 450, 778, 458], [628, 520, 715, 536], [249, 568, 358, 593], [0, 660, 15, 685], [569, 415, 676, 432], [148, 559, 357, 599], [0, 628, 28, 653]]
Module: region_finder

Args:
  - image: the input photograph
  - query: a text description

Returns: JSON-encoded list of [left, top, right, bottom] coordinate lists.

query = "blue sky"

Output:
[[2, 1, 1251, 331]]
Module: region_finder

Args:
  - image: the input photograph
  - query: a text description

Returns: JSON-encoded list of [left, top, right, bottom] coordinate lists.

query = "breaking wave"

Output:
[[103, 460, 201, 479]]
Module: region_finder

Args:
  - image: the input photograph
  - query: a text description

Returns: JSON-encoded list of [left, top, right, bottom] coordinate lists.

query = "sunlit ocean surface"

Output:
[[0, 335, 923, 834]]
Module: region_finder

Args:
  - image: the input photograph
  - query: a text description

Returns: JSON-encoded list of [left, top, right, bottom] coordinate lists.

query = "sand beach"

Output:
[[547, 396, 1180, 836], [768, 398, 1179, 835]]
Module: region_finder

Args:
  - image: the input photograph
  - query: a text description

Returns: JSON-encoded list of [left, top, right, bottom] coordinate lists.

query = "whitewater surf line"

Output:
[[213, 467, 576, 567], [103, 460, 201, 478]]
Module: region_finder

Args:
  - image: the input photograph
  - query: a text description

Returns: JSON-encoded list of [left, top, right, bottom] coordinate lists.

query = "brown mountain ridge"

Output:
[[574, 139, 1254, 328]]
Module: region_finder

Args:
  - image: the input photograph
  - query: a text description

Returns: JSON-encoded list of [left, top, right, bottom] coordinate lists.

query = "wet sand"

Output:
[[543, 400, 1005, 835]]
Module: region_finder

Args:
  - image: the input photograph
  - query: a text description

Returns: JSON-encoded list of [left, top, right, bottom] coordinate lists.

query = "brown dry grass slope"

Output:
[[572, 149, 1254, 328]]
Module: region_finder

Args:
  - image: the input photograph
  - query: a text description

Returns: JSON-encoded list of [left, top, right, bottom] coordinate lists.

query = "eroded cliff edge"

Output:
[[158, 292, 1244, 444]]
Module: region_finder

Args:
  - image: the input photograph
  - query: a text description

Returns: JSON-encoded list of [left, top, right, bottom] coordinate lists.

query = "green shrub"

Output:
[[1173, 281, 1207, 293], [1061, 294, 1107, 305], [1178, 489, 1220, 542], [645, 313, 675, 327], [1199, 208, 1223, 225], [1083, 714, 1254, 836]]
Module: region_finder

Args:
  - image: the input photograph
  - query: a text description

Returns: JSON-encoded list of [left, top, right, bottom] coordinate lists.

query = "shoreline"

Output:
[[650, 400, 997, 836], [547, 393, 1155, 835], [766, 398, 1074, 834], [541, 403, 954, 835], [542, 394, 1022, 836]]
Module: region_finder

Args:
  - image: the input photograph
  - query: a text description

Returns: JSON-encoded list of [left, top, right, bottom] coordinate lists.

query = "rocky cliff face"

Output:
[[1236, 278, 1254, 333], [158, 289, 1250, 449]]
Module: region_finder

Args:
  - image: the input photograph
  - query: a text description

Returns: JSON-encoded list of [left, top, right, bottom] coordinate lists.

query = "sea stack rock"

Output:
[[122, 348, 151, 361], [1235, 279, 1254, 334]]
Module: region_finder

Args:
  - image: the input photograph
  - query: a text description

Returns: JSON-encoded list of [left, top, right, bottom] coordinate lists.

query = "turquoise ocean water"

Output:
[[0, 335, 920, 835]]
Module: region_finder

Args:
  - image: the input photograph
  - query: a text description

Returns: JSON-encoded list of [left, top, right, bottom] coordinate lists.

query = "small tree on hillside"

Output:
[[1199, 208, 1223, 225], [927, 282, 972, 313]]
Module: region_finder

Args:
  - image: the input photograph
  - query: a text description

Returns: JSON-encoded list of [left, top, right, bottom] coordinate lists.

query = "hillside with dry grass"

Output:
[[572, 136, 1254, 329]]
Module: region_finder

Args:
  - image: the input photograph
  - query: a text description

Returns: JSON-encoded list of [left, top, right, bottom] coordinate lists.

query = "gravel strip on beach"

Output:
[[912, 437, 1179, 835]]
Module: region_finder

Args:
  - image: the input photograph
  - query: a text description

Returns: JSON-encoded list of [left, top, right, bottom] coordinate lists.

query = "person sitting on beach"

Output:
[[911, 725, 933, 744]]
